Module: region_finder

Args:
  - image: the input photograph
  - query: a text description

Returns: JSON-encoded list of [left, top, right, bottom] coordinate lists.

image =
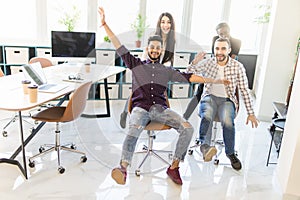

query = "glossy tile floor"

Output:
[[0, 98, 283, 200]]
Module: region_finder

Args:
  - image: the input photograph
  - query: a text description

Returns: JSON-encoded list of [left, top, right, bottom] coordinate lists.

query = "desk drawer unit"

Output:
[[96, 50, 115, 66], [100, 84, 119, 99], [171, 83, 190, 98], [5, 47, 29, 64]]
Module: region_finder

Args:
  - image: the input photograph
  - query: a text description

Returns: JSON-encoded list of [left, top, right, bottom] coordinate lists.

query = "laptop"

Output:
[[22, 62, 68, 93]]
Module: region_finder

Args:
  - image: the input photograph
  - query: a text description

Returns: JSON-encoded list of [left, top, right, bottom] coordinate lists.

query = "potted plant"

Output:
[[58, 6, 80, 32], [131, 14, 149, 48]]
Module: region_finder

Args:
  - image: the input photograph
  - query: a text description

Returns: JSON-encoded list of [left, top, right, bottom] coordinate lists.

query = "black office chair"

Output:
[[266, 118, 285, 166], [28, 81, 92, 174]]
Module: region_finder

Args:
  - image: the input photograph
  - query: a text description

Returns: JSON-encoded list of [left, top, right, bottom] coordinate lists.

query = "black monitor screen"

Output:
[[51, 31, 96, 58]]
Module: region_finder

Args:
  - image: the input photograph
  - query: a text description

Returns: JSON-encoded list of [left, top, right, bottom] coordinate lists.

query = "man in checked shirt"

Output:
[[187, 38, 259, 170], [98, 7, 230, 185]]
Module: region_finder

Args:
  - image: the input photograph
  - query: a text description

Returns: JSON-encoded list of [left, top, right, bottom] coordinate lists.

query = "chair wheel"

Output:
[[195, 139, 200, 145], [70, 144, 77, 149], [2, 131, 8, 137], [168, 153, 173, 160], [29, 160, 35, 168], [188, 149, 193, 155], [39, 146, 45, 153], [214, 159, 219, 165], [58, 166, 65, 174], [81, 156, 87, 163], [142, 145, 148, 151], [135, 169, 141, 176], [34, 120, 39, 124]]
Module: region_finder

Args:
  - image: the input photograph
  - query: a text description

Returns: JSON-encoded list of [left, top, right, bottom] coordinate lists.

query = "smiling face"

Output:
[[214, 40, 231, 65], [147, 40, 162, 61], [160, 16, 172, 35]]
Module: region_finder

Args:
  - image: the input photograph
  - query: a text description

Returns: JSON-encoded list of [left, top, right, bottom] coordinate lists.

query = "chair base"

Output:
[[28, 125, 87, 174], [134, 131, 173, 176], [188, 122, 237, 165], [2, 113, 36, 137]]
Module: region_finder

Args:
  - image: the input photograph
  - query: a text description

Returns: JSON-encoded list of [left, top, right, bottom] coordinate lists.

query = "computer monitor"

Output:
[[51, 31, 96, 64]]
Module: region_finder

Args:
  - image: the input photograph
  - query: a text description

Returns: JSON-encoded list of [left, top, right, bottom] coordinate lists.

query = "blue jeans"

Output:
[[198, 95, 236, 155], [121, 105, 194, 165]]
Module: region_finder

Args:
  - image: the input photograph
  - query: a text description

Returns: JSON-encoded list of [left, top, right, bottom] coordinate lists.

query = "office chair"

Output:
[[188, 83, 239, 165], [128, 93, 173, 176], [29, 57, 53, 68], [28, 81, 92, 174], [1, 58, 54, 137], [266, 118, 285, 166]]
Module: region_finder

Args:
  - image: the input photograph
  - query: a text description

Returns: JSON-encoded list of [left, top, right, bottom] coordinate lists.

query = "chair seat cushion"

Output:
[[144, 121, 171, 131], [32, 107, 67, 122]]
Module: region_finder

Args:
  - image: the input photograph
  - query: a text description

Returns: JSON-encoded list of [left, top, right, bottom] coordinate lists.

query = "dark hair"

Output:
[[215, 37, 231, 48], [147, 35, 163, 45], [155, 12, 176, 65], [215, 22, 230, 32]]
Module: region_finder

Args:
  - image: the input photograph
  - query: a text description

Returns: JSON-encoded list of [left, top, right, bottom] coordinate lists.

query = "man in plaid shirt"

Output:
[[187, 38, 259, 170]]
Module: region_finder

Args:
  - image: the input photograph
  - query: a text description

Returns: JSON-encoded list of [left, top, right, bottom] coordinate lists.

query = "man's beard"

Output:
[[148, 53, 161, 62], [216, 54, 227, 62]]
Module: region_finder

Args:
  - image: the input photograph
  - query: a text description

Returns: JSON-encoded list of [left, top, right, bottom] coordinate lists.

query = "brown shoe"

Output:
[[166, 166, 183, 185], [200, 144, 217, 162], [111, 166, 127, 185]]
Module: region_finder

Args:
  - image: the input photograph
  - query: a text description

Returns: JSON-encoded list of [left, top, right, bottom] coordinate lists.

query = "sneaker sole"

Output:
[[111, 168, 125, 185], [203, 147, 217, 162]]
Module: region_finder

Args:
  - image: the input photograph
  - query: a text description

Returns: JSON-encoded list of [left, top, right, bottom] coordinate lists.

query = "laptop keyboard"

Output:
[[39, 84, 56, 90]]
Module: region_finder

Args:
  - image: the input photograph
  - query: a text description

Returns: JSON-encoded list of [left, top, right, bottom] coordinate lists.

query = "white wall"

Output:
[[255, 0, 300, 121]]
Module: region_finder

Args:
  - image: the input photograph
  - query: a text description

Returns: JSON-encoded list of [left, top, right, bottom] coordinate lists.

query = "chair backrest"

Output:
[[0, 68, 4, 77], [61, 81, 92, 122], [29, 57, 53, 68]]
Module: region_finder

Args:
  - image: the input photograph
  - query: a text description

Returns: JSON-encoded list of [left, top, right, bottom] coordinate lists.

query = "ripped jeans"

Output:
[[198, 95, 236, 155], [121, 105, 194, 165]]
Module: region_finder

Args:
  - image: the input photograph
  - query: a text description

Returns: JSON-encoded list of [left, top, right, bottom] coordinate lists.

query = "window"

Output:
[[0, 0, 36, 44], [190, 0, 224, 51]]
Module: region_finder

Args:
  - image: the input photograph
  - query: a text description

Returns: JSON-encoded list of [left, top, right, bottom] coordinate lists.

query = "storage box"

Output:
[[36, 48, 52, 58], [10, 66, 23, 74], [100, 84, 119, 99], [171, 83, 190, 98], [5, 47, 29, 64], [96, 50, 115, 66], [122, 84, 132, 98], [173, 53, 190, 67], [125, 68, 132, 83]]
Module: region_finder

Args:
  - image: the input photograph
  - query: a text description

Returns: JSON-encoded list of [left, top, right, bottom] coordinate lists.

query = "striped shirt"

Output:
[[187, 57, 254, 115]]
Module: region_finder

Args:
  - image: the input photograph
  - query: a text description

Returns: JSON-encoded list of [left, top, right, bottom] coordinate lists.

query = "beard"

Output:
[[216, 54, 227, 62], [148, 52, 161, 62]]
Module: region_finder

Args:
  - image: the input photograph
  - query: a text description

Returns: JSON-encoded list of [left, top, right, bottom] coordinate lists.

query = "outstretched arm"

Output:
[[98, 7, 121, 49], [189, 74, 230, 85]]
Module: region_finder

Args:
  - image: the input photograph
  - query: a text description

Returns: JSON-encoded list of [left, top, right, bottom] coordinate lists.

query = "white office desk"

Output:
[[0, 64, 125, 179]]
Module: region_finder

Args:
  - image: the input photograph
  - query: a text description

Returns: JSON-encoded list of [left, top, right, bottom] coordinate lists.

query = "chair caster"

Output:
[[80, 156, 87, 163], [142, 145, 148, 151], [58, 166, 65, 174], [29, 160, 35, 168], [168, 153, 173, 160], [2, 131, 8, 137], [39, 146, 45, 153], [214, 158, 219, 165], [70, 144, 77, 149], [135, 169, 141, 176], [34, 120, 39, 124], [188, 149, 193, 155]]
